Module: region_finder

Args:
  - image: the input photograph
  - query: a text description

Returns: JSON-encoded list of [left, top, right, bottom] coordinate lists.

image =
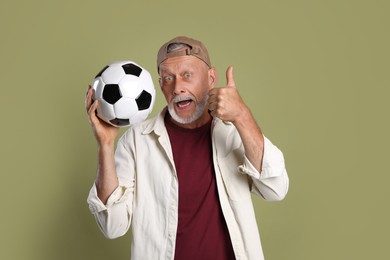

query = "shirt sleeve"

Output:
[[86, 136, 135, 239], [87, 184, 131, 214], [239, 136, 289, 201]]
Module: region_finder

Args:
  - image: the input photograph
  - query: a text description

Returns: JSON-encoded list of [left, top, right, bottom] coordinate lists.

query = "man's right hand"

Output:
[[85, 86, 119, 147]]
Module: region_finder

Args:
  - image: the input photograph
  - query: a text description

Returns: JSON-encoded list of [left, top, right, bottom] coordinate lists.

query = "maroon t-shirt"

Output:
[[165, 115, 235, 260]]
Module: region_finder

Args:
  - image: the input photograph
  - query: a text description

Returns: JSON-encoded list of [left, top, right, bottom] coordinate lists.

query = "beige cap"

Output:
[[157, 36, 211, 71]]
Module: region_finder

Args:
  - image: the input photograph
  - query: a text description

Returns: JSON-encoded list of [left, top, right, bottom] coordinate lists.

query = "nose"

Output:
[[173, 78, 186, 95]]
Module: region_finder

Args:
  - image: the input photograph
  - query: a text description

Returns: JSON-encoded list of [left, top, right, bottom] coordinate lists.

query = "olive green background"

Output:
[[1, 0, 388, 259]]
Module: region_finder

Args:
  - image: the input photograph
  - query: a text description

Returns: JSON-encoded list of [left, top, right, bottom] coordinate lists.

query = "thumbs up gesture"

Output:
[[208, 66, 247, 123]]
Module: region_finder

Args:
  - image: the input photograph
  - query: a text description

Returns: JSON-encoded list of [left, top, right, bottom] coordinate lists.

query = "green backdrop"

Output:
[[1, 0, 388, 259]]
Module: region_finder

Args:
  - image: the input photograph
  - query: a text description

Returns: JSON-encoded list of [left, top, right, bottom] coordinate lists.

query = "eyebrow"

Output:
[[159, 62, 194, 75], [158, 67, 172, 75]]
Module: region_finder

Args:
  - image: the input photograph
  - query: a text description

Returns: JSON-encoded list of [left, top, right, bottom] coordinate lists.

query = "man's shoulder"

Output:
[[122, 108, 167, 137]]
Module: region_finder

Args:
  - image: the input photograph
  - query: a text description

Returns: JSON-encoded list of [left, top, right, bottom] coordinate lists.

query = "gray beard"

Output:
[[168, 95, 208, 125]]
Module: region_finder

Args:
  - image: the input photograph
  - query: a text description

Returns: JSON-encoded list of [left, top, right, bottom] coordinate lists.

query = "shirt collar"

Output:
[[141, 107, 168, 136]]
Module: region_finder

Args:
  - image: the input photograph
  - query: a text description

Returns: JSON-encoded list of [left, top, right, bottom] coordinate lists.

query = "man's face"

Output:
[[159, 55, 216, 127]]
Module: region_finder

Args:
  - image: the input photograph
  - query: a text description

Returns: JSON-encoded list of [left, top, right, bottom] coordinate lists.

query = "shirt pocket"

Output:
[[217, 149, 251, 201]]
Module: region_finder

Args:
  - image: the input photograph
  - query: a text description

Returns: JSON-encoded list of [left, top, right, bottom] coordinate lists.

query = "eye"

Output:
[[184, 73, 192, 79], [164, 75, 173, 81]]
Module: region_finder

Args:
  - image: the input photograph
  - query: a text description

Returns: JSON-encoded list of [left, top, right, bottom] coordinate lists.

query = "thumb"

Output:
[[226, 66, 236, 88]]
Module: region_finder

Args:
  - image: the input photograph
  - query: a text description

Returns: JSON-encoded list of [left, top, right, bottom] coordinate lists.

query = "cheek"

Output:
[[161, 88, 173, 103], [193, 79, 211, 98]]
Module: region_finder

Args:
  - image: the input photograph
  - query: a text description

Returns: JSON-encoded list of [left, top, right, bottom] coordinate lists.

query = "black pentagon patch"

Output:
[[110, 118, 130, 126], [95, 65, 109, 78], [136, 90, 152, 110], [122, 63, 142, 77], [103, 84, 122, 104]]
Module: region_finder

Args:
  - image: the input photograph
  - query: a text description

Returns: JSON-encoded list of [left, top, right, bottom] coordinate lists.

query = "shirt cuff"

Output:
[[87, 184, 129, 214], [238, 156, 261, 179], [239, 136, 285, 179]]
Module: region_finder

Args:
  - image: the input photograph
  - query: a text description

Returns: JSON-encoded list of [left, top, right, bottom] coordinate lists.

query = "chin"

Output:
[[169, 107, 199, 125]]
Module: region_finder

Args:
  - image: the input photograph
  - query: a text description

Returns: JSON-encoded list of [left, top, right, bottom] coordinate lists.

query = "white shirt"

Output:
[[87, 109, 289, 260]]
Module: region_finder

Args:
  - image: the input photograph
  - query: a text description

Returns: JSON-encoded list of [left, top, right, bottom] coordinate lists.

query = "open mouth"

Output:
[[173, 96, 195, 110], [176, 100, 193, 108]]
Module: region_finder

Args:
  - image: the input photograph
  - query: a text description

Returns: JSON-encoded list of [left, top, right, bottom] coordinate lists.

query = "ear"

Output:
[[208, 67, 218, 89]]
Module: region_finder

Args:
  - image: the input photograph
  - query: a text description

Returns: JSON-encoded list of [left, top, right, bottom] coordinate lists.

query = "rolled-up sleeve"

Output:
[[239, 136, 289, 201], [87, 184, 133, 239], [86, 136, 135, 239]]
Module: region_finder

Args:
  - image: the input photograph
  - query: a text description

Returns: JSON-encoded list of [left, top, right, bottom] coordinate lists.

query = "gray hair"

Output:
[[167, 43, 191, 53]]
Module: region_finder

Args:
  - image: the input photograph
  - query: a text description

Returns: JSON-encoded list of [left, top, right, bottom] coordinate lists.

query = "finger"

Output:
[[208, 88, 221, 108], [208, 87, 218, 95], [226, 66, 236, 88], [208, 100, 216, 111], [208, 89, 216, 101], [88, 98, 99, 117], [85, 87, 95, 111], [85, 86, 91, 109], [86, 85, 92, 97], [208, 87, 221, 100]]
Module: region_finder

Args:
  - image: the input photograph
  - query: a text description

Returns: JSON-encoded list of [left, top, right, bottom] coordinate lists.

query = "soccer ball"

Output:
[[91, 61, 155, 127]]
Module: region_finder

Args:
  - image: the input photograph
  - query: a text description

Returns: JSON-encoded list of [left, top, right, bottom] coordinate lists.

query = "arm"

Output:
[[208, 67, 288, 200], [86, 86, 134, 238], [208, 66, 264, 171], [232, 106, 264, 172], [95, 143, 119, 204], [85, 86, 119, 204]]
